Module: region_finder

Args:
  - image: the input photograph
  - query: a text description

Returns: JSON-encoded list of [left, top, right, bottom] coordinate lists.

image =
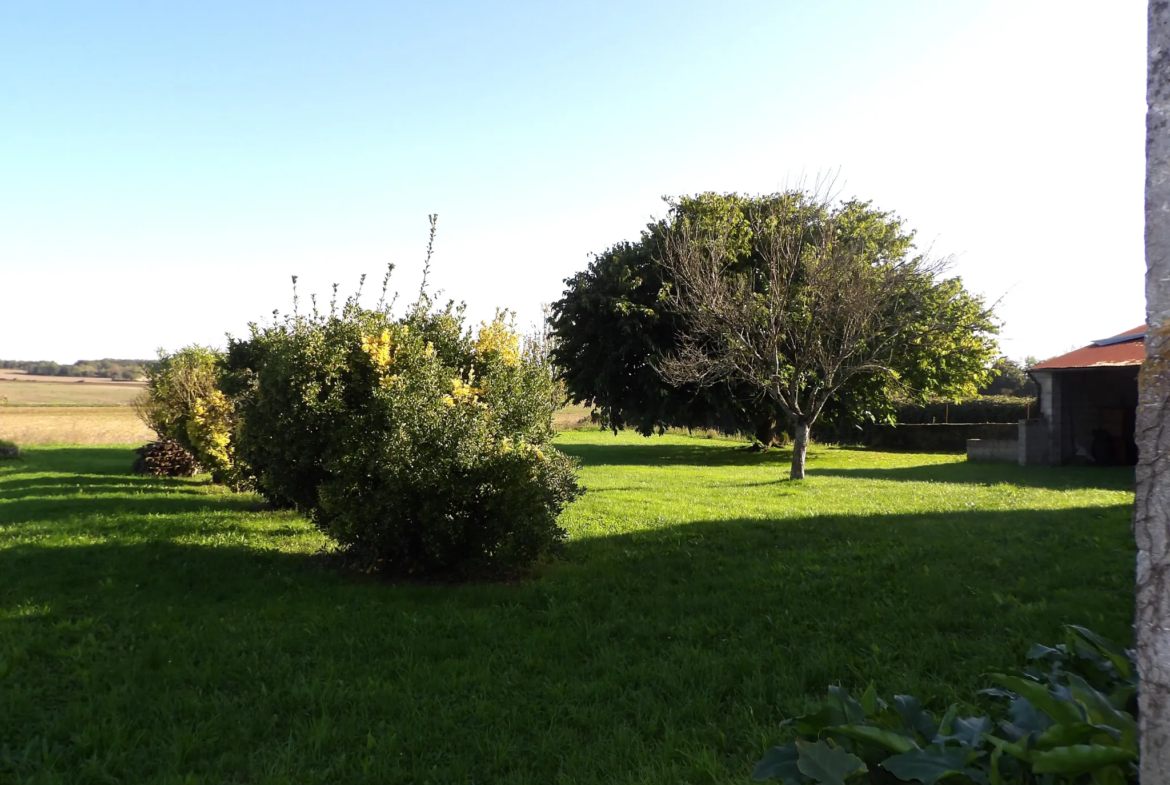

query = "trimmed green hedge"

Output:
[[893, 395, 1037, 425]]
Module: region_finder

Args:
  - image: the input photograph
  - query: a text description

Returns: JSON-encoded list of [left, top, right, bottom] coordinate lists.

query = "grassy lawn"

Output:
[[0, 432, 1135, 784]]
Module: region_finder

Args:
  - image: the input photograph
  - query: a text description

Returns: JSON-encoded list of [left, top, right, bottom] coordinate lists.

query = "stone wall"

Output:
[[967, 438, 1018, 463], [1018, 419, 1048, 466], [865, 423, 1018, 453]]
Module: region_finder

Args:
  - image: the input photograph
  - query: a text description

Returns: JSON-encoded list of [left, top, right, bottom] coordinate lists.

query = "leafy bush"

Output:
[[132, 440, 201, 477], [979, 358, 1037, 398], [754, 626, 1136, 784], [223, 287, 583, 578], [135, 346, 242, 486], [892, 395, 1038, 425]]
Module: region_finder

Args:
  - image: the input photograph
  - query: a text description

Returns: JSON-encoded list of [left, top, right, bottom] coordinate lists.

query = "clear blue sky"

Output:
[[0, 0, 1147, 362]]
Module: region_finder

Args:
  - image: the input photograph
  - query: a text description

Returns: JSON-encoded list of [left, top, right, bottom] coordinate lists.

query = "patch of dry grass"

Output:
[[0, 407, 152, 445], [0, 380, 144, 407], [553, 403, 594, 430]]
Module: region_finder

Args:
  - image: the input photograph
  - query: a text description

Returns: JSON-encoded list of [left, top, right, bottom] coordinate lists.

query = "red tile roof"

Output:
[[1031, 325, 1147, 370]]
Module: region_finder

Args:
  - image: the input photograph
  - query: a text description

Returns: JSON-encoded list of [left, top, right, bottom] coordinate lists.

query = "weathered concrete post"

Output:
[[1137, 2, 1170, 778]]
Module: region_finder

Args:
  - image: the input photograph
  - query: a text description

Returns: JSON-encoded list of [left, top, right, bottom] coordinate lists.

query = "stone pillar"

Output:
[[1137, 2, 1170, 775], [1030, 370, 1061, 465], [1018, 419, 1048, 466], [1047, 372, 1065, 465]]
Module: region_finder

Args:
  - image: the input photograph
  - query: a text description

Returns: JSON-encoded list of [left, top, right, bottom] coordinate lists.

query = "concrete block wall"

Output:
[[867, 423, 1018, 452], [1018, 419, 1048, 465], [967, 438, 1018, 463]]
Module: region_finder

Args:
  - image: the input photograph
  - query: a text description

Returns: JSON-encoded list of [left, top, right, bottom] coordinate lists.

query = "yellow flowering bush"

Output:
[[137, 345, 243, 487], [186, 389, 233, 470], [474, 313, 521, 367], [360, 330, 395, 368], [223, 293, 581, 578], [442, 374, 484, 408]]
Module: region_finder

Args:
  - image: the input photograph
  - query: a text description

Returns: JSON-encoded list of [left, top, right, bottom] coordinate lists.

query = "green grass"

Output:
[[0, 432, 1135, 784]]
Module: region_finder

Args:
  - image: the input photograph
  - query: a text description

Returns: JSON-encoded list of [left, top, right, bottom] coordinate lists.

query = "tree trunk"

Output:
[[754, 416, 778, 450], [790, 420, 810, 480], [1138, 5, 1170, 778]]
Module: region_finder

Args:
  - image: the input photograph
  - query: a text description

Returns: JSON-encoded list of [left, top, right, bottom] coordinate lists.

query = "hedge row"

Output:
[[136, 267, 582, 579], [892, 395, 1038, 425]]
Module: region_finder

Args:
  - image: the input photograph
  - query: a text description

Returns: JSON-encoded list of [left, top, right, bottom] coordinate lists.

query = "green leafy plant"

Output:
[[889, 396, 1039, 426], [135, 345, 242, 487], [223, 228, 582, 578], [552, 191, 999, 475], [754, 626, 1137, 784]]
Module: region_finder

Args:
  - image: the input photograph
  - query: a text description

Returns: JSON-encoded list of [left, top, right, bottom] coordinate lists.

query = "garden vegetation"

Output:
[[551, 191, 999, 471], [135, 224, 581, 577]]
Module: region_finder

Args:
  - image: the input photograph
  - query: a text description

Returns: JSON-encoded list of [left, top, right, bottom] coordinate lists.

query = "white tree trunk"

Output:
[[1138, 3, 1170, 779], [790, 420, 809, 480]]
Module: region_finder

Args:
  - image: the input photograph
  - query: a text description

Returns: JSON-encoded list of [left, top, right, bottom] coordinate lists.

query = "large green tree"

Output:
[[551, 191, 998, 476], [550, 198, 784, 445]]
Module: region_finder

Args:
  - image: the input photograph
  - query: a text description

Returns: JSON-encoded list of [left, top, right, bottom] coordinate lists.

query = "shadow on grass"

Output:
[[0, 446, 247, 522], [558, 439, 797, 468], [813, 461, 1134, 492], [0, 474, 208, 500], [0, 494, 267, 526], [0, 503, 1136, 733], [0, 476, 1137, 781], [2, 446, 141, 476]]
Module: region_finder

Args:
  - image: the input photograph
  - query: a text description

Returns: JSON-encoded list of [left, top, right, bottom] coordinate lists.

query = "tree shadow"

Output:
[[559, 439, 799, 468], [0, 506, 1134, 695], [0, 474, 208, 501], [0, 494, 267, 526], [2, 446, 141, 475], [0, 447, 1138, 782], [813, 461, 1134, 492]]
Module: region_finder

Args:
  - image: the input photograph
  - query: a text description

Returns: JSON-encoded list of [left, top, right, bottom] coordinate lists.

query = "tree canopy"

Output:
[[978, 357, 1037, 397], [551, 191, 999, 474]]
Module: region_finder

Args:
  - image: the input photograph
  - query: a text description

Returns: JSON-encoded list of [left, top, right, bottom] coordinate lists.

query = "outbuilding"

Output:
[[1019, 325, 1144, 466]]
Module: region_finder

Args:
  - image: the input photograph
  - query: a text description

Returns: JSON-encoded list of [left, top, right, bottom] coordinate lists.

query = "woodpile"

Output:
[[133, 440, 201, 477]]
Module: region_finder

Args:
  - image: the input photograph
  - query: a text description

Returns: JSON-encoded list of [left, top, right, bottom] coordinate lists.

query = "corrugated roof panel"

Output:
[[1032, 325, 1146, 370]]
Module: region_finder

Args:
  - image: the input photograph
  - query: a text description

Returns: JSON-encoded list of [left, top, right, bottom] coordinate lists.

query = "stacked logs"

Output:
[[133, 440, 201, 477]]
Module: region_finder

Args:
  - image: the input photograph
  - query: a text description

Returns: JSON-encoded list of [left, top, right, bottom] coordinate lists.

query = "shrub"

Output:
[[135, 346, 242, 486], [132, 440, 201, 477], [223, 289, 583, 578], [754, 625, 1137, 784], [892, 395, 1038, 425]]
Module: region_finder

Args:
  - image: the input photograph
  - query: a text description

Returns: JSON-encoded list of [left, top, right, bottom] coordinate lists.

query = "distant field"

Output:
[[553, 402, 593, 430], [0, 369, 145, 385], [0, 399, 586, 445], [0, 406, 152, 445], [0, 379, 144, 406]]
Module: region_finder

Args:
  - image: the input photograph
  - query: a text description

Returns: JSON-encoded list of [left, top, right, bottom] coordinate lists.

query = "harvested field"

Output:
[[0, 379, 144, 406], [0, 406, 152, 445], [553, 402, 593, 430], [0, 369, 144, 384]]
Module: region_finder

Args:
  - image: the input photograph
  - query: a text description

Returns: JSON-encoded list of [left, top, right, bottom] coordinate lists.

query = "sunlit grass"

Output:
[[0, 432, 1135, 784]]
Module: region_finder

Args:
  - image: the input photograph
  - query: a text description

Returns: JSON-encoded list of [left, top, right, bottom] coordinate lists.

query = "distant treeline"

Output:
[[0, 359, 152, 380]]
